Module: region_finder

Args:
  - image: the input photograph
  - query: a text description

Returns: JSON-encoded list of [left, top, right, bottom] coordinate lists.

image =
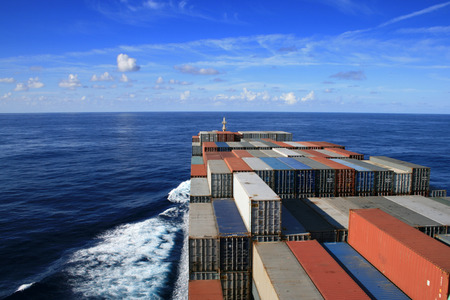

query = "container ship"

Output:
[[188, 119, 450, 300]]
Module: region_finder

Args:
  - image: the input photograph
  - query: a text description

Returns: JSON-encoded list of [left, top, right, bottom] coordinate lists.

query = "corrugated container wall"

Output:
[[192, 142, 202, 156], [348, 208, 450, 300], [287, 240, 370, 300], [220, 271, 251, 300], [259, 157, 295, 198], [189, 280, 224, 300], [294, 157, 335, 197], [233, 172, 281, 237], [242, 157, 275, 190], [346, 159, 394, 195], [311, 157, 355, 197], [331, 159, 374, 196], [277, 157, 316, 198], [207, 160, 233, 198]]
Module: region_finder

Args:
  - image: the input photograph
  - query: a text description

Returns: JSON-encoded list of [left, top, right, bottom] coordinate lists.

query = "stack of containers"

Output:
[[286, 240, 370, 299], [294, 157, 335, 197], [260, 149, 283, 157], [316, 149, 347, 159], [189, 203, 220, 278], [213, 198, 251, 300], [331, 159, 374, 196], [348, 208, 450, 300], [272, 148, 304, 157], [189, 280, 224, 300], [192, 141, 202, 156], [207, 160, 233, 198], [301, 149, 331, 158], [190, 177, 211, 203], [223, 157, 252, 174], [242, 157, 274, 190], [238, 131, 292, 141], [322, 243, 410, 299], [370, 156, 430, 196], [365, 160, 412, 195], [324, 147, 364, 160], [259, 157, 295, 199], [304, 196, 448, 238], [277, 157, 316, 198], [226, 142, 245, 150], [203, 141, 219, 153], [215, 142, 231, 152], [247, 140, 271, 150], [233, 172, 282, 242], [343, 159, 394, 196], [296, 142, 322, 149], [252, 242, 323, 300], [262, 139, 295, 149], [310, 157, 355, 197]]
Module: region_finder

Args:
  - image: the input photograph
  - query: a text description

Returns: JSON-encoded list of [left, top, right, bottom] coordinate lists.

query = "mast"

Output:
[[222, 117, 227, 132]]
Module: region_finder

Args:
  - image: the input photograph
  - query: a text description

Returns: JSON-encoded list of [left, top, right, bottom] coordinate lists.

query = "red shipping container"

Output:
[[262, 139, 295, 149], [287, 240, 370, 299], [232, 150, 253, 158], [348, 208, 450, 300], [219, 152, 235, 159], [223, 157, 252, 172], [310, 156, 355, 196], [202, 142, 218, 153], [203, 152, 222, 164], [189, 280, 224, 300], [191, 164, 207, 177]]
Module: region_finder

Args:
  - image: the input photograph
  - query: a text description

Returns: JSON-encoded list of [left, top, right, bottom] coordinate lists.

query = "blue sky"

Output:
[[1, 0, 449, 113]]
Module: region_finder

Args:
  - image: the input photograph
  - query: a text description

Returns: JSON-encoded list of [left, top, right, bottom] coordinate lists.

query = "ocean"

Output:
[[0, 112, 449, 299]]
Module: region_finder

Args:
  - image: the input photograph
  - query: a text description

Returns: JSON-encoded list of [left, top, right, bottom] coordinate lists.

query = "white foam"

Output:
[[66, 180, 191, 299], [16, 282, 35, 292]]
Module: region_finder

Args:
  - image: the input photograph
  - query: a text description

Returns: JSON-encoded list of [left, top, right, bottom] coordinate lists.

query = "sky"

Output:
[[0, 0, 449, 113]]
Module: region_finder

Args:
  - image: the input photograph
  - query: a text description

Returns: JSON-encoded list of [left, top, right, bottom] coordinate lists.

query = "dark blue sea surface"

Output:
[[0, 112, 449, 299]]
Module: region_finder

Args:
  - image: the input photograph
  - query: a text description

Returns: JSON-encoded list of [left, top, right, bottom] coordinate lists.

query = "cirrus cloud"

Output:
[[174, 64, 219, 75], [330, 70, 366, 80], [0, 77, 15, 83]]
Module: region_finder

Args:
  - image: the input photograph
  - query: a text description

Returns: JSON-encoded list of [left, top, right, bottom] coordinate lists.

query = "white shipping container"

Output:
[[252, 242, 323, 300], [233, 172, 281, 235]]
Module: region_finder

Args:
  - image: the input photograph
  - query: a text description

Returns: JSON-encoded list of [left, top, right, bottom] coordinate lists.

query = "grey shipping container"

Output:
[[220, 271, 251, 300], [189, 203, 220, 272], [190, 177, 211, 203], [346, 159, 394, 195], [366, 160, 411, 195], [189, 271, 220, 280], [278, 157, 316, 198], [252, 242, 323, 300], [192, 142, 202, 156], [294, 157, 336, 197], [247, 150, 269, 157], [242, 157, 275, 190], [213, 198, 251, 272], [259, 157, 296, 197], [233, 172, 281, 236], [207, 160, 233, 198], [260, 149, 283, 157]]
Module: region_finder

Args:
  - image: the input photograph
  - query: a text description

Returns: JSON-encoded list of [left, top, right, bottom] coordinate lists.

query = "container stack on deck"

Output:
[[189, 128, 449, 300]]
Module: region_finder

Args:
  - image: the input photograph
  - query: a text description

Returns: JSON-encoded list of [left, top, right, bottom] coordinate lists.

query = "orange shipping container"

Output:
[[287, 240, 370, 299], [348, 208, 450, 300], [191, 164, 207, 177], [232, 150, 253, 158], [224, 157, 252, 172], [189, 280, 224, 300], [310, 156, 355, 196]]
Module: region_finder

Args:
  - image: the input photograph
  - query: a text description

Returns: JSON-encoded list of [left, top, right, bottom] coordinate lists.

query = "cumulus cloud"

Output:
[[330, 70, 366, 80], [27, 77, 44, 89], [120, 74, 130, 82], [91, 72, 114, 82], [156, 76, 164, 84], [59, 74, 82, 89], [117, 53, 140, 72], [174, 64, 219, 75], [301, 90, 315, 102], [14, 83, 28, 92], [280, 92, 298, 105], [2, 92, 12, 99], [0, 77, 15, 83], [180, 90, 191, 100]]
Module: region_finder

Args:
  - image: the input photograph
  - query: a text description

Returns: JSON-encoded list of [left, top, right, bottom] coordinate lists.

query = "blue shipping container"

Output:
[[278, 157, 316, 197], [323, 242, 409, 300], [259, 157, 295, 195]]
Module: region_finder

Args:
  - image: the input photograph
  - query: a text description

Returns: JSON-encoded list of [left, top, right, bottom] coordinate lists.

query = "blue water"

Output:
[[0, 112, 449, 299]]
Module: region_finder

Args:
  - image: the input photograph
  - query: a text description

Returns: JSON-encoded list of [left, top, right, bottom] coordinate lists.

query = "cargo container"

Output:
[[260, 149, 283, 157], [191, 156, 205, 165], [220, 271, 251, 300], [287, 240, 370, 299], [331, 159, 374, 196], [236, 140, 255, 149], [191, 164, 207, 178], [305, 196, 448, 237], [436, 233, 450, 246], [247, 150, 269, 157], [207, 160, 233, 198], [384, 195, 450, 226], [241, 157, 274, 190], [302, 149, 331, 158], [252, 242, 323, 300], [291, 149, 313, 157], [370, 156, 430, 195], [311, 157, 355, 197], [192, 135, 200, 143], [322, 243, 409, 300], [233, 172, 281, 236], [189, 272, 220, 280], [344, 159, 394, 195], [190, 177, 211, 203], [283, 141, 309, 149], [189, 280, 224, 300], [223, 157, 252, 173], [215, 141, 231, 152], [203, 141, 219, 153], [430, 196, 450, 206], [367, 160, 412, 195], [259, 157, 295, 198], [189, 203, 220, 272], [203, 152, 223, 164], [303, 141, 345, 149], [324, 148, 364, 160], [348, 208, 450, 300], [212, 198, 251, 272], [247, 140, 271, 150], [231, 150, 254, 158], [296, 141, 322, 149], [316, 149, 347, 159], [238, 131, 292, 141], [271, 148, 303, 157], [281, 204, 311, 241], [217, 131, 241, 142], [283, 198, 343, 242], [262, 139, 295, 149], [199, 131, 218, 143], [294, 157, 335, 197], [252, 235, 282, 242], [192, 142, 202, 156], [430, 189, 447, 197], [257, 139, 281, 148], [277, 157, 315, 198]]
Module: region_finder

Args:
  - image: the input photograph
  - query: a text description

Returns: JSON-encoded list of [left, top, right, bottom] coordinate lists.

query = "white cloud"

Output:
[[27, 77, 44, 89], [91, 72, 114, 82], [156, 76, 164, 84], [14, 83, 28, 92], [0, 77, 15, 83], [120, 74, 130, 82], [301, 90, 315, 102], [380, 2, 450, 28], [174, 64, 219, 75], [180, 90, 191, 100], [81, 96, 86, 101], [169, 79, 191, 85], [280, 92, 298, 105], [2, 92, 12, 99], [117, 53, 140, 72], [59, 74, 82, 89], [241, 88, 257, 101]]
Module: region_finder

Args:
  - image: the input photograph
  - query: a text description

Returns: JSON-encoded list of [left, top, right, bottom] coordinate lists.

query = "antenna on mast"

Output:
[[222, 117, 227, 132]]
